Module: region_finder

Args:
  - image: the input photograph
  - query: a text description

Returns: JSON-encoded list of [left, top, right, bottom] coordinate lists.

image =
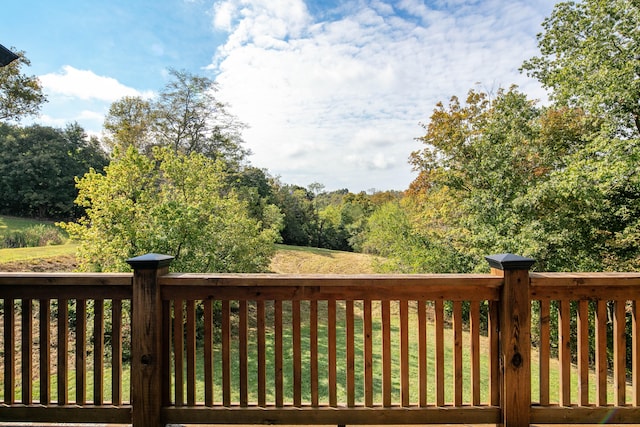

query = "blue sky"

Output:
[[1, 0, 557, 192]]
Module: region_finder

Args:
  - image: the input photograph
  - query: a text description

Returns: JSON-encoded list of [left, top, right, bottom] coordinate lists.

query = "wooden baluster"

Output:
[[292, 300, 301, 407], [577, 300, 589, 406], [39, 299, 50, 404], [4, 298, 15, 404], [614, 300, 627, 406], [633, 300, 640, 407], [595, 300, 608, 406], [539, 300, 550, 406], [173, 300, 184, 406], [76, 299, 86, 405], [161, 300, 171, 408], [470, 300, 481, 406], [22, 299, 32, 404], [435, 299, 445, 406], [94, 299, 104, 405], [240, 300, 249, 407], [558, 299, 571, 406], [274, 300, 283, 407], [257, 300, 266, 407], [381, 299, 391, 407], [112, 299, 123, 406], [400, 299, 409, 407], [363, 299, 373, 408], [222, 300, 231, 407], [310, 300, 318, 407], [203, 299, 214, 407], [453, 300, 463, 406], [186, 300, 196, 406], [57, 299, 68, 405], [328, 299, 337, 407], [346, 300, 355, 407], [418, 300, 427, 407], [489, 300, 500, 407]]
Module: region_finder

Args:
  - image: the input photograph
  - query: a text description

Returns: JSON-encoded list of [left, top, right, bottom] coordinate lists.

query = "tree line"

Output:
[[1, 0, 639, 276]]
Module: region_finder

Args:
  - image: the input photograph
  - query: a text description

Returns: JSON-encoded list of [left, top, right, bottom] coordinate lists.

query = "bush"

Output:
[[1, 224, 65, 248]]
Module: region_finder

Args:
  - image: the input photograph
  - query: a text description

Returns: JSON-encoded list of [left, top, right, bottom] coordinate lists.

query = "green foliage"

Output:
[[103, 69, 249, 168], [61, 146, 280, 273], [0, 122, 109, 219], [1, 224, 65, 248], [358, 201, 472, 273], [0, 49, 46, 122], [521, 0, 640, 136], [271, 183, 316, 247]]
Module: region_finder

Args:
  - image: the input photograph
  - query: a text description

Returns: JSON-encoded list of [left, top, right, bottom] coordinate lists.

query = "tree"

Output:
[[0, 49, 46, 122], [271, 183, 316, 247], [0, 122, 108, 219], [520, 0, 640, 271], [406, 88, 612, 271], [61, 146, 279, 273], [152, 69, 249, 166], [521, 0, 640, 136], [102, 96, 153, 152]]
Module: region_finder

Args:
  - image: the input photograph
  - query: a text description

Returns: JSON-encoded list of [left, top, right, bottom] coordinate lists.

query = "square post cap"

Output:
[[126, 253, 174, 270], [485, 253, 535, 271]]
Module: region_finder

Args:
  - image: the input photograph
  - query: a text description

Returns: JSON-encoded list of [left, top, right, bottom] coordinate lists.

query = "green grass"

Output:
[[271, 244, 378, 274], [0, 216, 53, 236], [0, 242, 77, 263]]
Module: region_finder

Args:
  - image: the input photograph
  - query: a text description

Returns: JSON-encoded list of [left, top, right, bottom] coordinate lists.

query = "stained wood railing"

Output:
[[0, 253, 639, 426]]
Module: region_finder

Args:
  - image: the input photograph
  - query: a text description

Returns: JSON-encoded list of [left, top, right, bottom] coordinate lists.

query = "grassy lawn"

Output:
[[0, 242, 77, 263], [271, 244, 378, 274], [0, 216, 54, 235]]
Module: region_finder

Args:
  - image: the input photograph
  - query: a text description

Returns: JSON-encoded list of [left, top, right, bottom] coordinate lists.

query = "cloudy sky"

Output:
[[1, 0, 557, 192]]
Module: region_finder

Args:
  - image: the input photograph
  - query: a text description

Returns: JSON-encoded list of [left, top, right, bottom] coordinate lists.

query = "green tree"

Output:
[[408, 88, 547, 269], [271, 183, 316, 247], [520, 0, 640, 271], [521, 0, 640, 136], [407, 88, 614, 271], [0, 123, 108, 218], [62, 146, 279, 273], [104, 70, 249, 168], [0, 49, 46, 122], [152, 69, 249, 166], [102, 96, 153, 152], [359, 201, 472, 273]]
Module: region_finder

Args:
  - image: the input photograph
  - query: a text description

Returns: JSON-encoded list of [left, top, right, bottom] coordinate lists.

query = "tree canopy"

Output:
[[0, 122, 108, 219], [103, 69, 249, 168], [62, 146, 281, 273], [521, 0, 640, 136], [0, 49, 46, 122]]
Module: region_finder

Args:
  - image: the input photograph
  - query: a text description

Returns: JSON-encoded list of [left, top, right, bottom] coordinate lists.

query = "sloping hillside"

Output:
[[269, 244, 378, 274], [0, 242, 379, 274]]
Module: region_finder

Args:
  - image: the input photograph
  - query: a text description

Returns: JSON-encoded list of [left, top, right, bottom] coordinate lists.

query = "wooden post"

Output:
[[486, 253, 535, 427], [127, 253, 174, 427]]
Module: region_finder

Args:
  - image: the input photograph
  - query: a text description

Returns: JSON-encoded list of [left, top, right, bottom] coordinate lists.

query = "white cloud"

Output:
[[39, 66, 153, 102], [208, 0, 554, 191]]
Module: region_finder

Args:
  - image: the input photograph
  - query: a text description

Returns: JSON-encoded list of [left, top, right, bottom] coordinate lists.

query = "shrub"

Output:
[[1, 224, 65, 248]]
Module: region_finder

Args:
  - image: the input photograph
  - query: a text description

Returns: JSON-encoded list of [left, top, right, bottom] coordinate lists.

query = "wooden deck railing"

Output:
[[0, 253, 639, 426]]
